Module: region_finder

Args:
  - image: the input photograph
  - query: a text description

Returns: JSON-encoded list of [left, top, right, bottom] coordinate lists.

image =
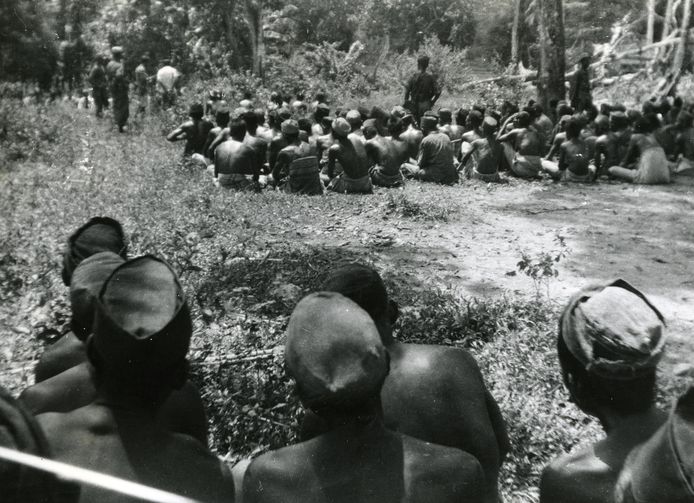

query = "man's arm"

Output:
[[364, 140, 380, 165], [272, 150, 289, 183], [497, 128, 519, 145], [327, 145, 339, 179], [558, 144, 568, 171], [166, 122, 189, 142], [459, 140, 478, 168], [207, 129, 229, 157], [619, 136, 639, 168]]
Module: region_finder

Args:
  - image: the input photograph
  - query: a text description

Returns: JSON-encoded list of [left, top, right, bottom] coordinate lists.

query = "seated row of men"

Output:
[[1, 216, 692, 503], [166, 92, 694, 193]]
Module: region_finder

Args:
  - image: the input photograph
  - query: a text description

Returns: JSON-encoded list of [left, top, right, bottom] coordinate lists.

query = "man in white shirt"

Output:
[[156, 59, 181, 109]]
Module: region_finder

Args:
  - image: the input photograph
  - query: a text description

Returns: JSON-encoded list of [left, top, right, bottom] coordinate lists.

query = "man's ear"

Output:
[[388, 300, 399, 324]]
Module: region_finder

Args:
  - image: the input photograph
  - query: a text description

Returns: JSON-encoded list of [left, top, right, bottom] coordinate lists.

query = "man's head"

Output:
[[285, 292, 389, 419], [482, 116, 498, 137], [532, 103, 544, 119], [215, 108, 230, 128], [594, 114, 610, 136], [62, 217, 127, 286], [270, 91, 282, 105], [346, 109, 362, 132], [242, 110, 259, 133], [315, 91, 327, 103], [579, 52, 591, 69], [438, 108, 452, 125], [161, 58, 171, 67], [388, 117, 405, 138], [320, 263, 398, 338], [70, 252, 125, 342], [281, 119, 300, 142], [565, 117, 583, 140], [298, 117, 313, 137], [556, 101, 574, 118], [89, 256, 192, 403], [609, 111, 629, 131], [467, 110, 483, 129], [332, 117, 351, 139], [229, 118, 247, 142], [417, 55, 430, 71], [314, 103, 330, 123], [558, 280, 666, 417], [362, 119, 379, 140], [633, 116, 653, 135], [420, 114, 439, 134], [111, 46, 123, 60], [188, 103, 204, 120], [455, 108, 469, 127], [516, 111, 531, 128], [676, 110, 694, 129], [140, 54, 149, 64]]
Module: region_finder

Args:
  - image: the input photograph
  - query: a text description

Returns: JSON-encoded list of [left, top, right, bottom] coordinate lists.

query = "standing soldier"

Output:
[[88, 54, 109, 118], [570, 53, 592, 113], [134, 54, 150, 115], [404, 55, 440, 125], [106, 46, 129, 133]]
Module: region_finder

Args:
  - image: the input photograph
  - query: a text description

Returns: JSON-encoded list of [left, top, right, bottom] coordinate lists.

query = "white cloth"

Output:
[[156, 66, 180, 91]]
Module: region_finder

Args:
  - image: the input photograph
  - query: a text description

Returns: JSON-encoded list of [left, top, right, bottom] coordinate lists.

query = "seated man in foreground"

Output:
[[402, 114, 458, 184], [614, 385, 694, 503], [243, 291, 486, 503], [326, 118, 374, 193], [540, 279, 668, 503], [22, 252, 209, 445], [301, 264, 509, 503], [36, 256, 235, 503], [36, 217, 128, 383]]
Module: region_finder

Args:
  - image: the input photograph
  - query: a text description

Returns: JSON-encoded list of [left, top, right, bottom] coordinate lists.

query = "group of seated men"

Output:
[[165, 90, 694, 193], [1, 216, 692, 503]]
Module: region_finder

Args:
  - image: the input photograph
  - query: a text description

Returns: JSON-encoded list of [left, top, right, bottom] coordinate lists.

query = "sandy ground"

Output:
[[301, 177, 694, 375]]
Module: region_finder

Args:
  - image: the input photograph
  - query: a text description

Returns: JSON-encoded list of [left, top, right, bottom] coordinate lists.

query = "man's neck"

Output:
[[596, 405, 665, 436], [93, 388, 162, 418]]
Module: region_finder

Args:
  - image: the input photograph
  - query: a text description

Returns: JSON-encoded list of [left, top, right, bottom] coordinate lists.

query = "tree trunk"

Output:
[[244, 0, 263, 76], [537, 0, 566, 111], [222, 5, 241, 69], [673, 0, 692, 71], [511, 0, 522, 69], [646, 0, 656, 44]]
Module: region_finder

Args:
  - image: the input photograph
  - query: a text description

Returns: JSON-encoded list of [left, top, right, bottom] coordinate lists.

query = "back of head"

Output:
[[615, 386, 694, 503], [254, 109, 266, 126], [482, 116, 498, 136], [388, 117, 405, 137], [468, 110, 483, 128], [320, 263, 390, 323], [215, 108, 230, 128], [677, 110, 694, 129], [285, 292, 388, 415], [516, 111, 531, 128], [346, 109, 362, 130], [420, 114, 439, 133], [229, 118, 247, 141], [610, 111, 628, 131], [557, 102, 574, 118], [314, 103, 330, 121], [565, 118, 582, 139], [242, 110, 259, 132], [455, 108, 469, 126], [189, 103, 204, 120], [298, 117, 312, 135], [532, 103, 544, 118], [362, 119, 378, 140], [439, 108, 452, 124], [634, 116, 653, 135], [281, 119, 300, 141], [417, 54, 430, 70], [62, 217, 127, 286], [91, 256, 192, 387], [558, 279, 665, 415], [332, 118, 351, 138], [70, 252, 125, 342]]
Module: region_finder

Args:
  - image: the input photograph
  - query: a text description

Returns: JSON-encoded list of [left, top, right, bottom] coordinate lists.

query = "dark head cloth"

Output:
[[0, 387, 79, 503], [92, 256, 191, 375], [320, 263, 389, 321], [420, 115, 438, 131], [61, 217, 127, 286], [560, 279, 666, 380], [70, 252, 125, 342], [285, 292, 388, 411], [615, 386, 694, 503]]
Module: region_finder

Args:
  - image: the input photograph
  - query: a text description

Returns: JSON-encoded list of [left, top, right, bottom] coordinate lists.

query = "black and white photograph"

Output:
[[1, 0, 694, 501]]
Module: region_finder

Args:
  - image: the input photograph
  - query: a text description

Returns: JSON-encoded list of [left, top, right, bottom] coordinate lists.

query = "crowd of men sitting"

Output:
[[165, 85, 694, 193], [1, 216, 692, 503]]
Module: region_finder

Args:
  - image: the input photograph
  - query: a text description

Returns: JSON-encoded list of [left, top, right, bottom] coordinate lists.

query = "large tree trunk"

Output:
[[537, 0, 566, 111], [222, 5, 242, 69], [672, 0, 692, 71], [244, 0, 263, 76], [511, 0, 522, 68], [646, 0, 656, 44]]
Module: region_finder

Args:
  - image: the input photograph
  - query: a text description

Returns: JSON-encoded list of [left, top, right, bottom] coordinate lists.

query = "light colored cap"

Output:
[[285, 292, 388, 410], [560, 279, 666, 379], [111, 46, 124, 55], [332, 118, 351, 137], [281, 119, 299, 135]]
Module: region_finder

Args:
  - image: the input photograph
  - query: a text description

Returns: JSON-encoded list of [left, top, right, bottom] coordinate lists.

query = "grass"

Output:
[[0, 97, 688, 502]]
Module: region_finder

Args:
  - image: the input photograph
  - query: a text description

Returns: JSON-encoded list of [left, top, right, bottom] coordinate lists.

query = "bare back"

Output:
[[37, 404, 235, 503], [330, 135, 371, 179], [243, 420, 484, 503], [366, 136, 410, 176]]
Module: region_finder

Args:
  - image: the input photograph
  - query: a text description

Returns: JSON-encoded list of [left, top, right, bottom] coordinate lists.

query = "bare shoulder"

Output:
[[403, 436, 485, 502], [243, 445, 311, 502], [540, 445, 613, 503]]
